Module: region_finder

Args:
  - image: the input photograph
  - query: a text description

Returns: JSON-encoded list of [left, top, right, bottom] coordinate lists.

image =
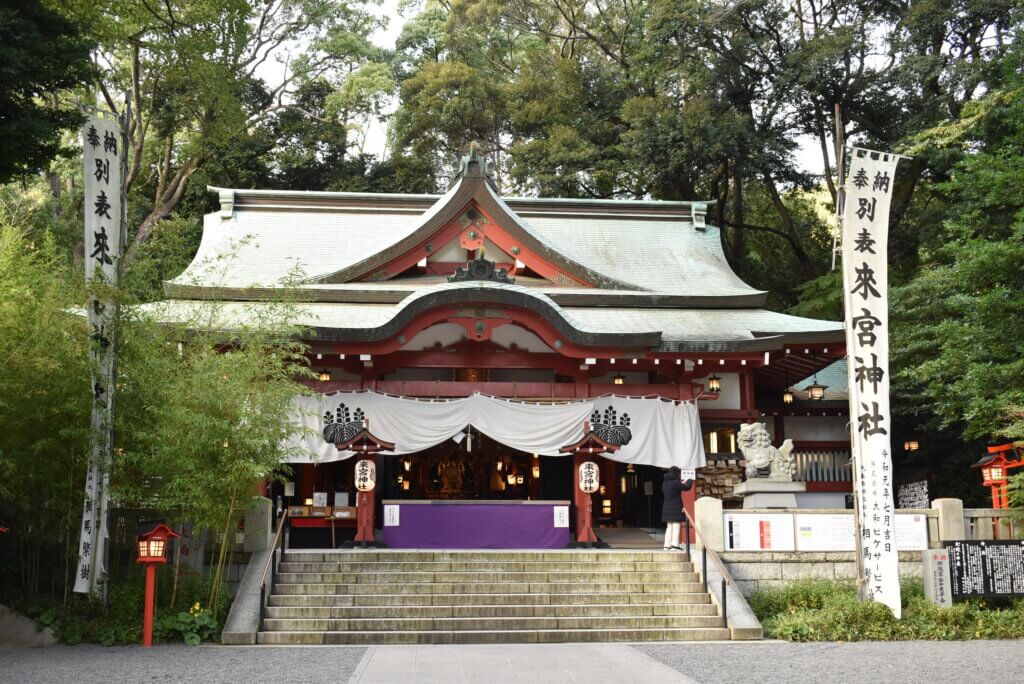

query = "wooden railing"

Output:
[[964, 509, 1024, 540], [792, 448, 852, 482]]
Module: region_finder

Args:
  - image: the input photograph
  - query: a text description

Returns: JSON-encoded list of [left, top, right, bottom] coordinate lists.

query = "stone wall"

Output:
[[721, 550, 923, 596]]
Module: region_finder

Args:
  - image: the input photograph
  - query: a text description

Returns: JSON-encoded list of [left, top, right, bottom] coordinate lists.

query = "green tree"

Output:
[[892, 52, 1024, 446], [0, 0, 94, 181], [0, 193, 91, 598], [114, 297, 313, 607]]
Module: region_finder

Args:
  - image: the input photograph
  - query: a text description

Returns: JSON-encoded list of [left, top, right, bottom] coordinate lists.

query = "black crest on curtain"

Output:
[[589, 406, 632, 446], [323, 403, 365, 445]]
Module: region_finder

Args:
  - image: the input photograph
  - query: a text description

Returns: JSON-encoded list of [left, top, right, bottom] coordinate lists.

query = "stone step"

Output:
[[264, 602, 719, 619], [262, 615, 725, 632], [267, 591, 712, 607], [273, 571, 700, 584], [281, 551, 686, 564], [277, 561, 694, 573], [256, 627, 732, 645], [271, 581, 707, 596]]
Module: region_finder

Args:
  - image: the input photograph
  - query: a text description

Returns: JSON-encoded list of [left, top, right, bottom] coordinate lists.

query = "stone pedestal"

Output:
[[733, 480, 807, 509]]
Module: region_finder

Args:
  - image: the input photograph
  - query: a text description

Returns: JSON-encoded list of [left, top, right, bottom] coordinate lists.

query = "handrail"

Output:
[[258, 509, 288, 631], [260, 509, 289, 590], [686, 514, 734, 630]]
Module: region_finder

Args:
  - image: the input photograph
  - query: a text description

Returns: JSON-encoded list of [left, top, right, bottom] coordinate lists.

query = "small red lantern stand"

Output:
[[973, 443, 1024, 511], [561, 425, 619, 547], [336, 421, 394, 548], [135, 521, 181, 647]]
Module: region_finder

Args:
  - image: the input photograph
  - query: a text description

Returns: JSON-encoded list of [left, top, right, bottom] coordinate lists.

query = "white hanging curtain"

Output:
[[285, 390, 704, 470]]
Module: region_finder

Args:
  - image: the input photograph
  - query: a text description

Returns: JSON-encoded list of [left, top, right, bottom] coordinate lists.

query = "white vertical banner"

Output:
[[841, 147, 904, 617], [74, 114, 124, 594]]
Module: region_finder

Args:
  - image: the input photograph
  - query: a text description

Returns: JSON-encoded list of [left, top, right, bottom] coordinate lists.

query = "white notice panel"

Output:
[[724, 513, 795, 551], [895, 514, 928, 551], [796, 514, 856, 551], [554, 506, 569, 528], [383, 505, 400, 527], [793, 513, 929, 551]]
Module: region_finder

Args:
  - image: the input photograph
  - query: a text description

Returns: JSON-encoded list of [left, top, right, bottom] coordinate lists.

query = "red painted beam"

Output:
[[306, 379, 703, 400], [793, 440, 851, 450], [806, 481, 852, 492]]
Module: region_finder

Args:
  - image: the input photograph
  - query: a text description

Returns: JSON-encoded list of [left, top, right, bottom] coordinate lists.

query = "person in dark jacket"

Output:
[[662, 466, 694, 550]]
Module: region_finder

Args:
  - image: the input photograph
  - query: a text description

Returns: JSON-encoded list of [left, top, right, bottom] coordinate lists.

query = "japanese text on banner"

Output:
[[841, 148, 903, 618]]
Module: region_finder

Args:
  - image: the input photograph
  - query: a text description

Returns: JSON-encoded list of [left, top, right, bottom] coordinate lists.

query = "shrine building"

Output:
[[156, 150, 850, 549]]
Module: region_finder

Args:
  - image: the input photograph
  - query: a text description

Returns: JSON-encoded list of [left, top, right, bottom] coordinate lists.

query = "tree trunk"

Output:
[[762, 172, 815, 276], [728, 169, 746, 267]]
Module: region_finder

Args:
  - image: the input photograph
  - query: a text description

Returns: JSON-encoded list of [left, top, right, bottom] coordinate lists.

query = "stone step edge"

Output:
[[264, 589, 712, 593], [256, 628, 732, 640], [261, 618, 724, 630], [265, 602, 715, 611]]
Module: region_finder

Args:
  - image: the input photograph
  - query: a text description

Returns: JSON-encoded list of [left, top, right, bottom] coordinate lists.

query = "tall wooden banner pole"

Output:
[[74, 107, 126, 597]]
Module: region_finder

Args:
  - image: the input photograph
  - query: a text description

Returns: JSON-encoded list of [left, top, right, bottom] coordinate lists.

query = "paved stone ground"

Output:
[[0, 644, 367, 683], [3, 640, 1023, 683], [638, 640, 1024, 683]]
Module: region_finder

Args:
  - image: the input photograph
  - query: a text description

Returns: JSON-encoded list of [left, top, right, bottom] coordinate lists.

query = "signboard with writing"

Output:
[[724, 513, 796, 551], [923, 549, 953, 607], [946, 540, 1024, 599], [842, 147, 905, 616], [383, 505, 400, 527], [579, 461, 600, 494], [554, 506, 569, 528], [74, 114, 125, 595]]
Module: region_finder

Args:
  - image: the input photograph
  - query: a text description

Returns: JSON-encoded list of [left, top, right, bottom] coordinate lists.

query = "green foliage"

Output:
[[18, 572, 227, 645], [891, 59, 1024, 443], [753, 580, 1024, 641], [0, 209, 90, 596], [153, 603, 219, 646], [0, 0, 95, 181]]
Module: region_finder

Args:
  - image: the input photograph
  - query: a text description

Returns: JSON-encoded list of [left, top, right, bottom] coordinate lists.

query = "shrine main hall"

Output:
[[155, 149, 848, 549]]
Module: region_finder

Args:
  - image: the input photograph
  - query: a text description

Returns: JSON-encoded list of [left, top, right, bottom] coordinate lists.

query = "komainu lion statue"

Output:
[[738, 423, 795, 481]]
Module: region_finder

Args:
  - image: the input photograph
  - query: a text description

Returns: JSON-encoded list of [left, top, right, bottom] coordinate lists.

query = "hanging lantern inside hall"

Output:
[[904, 440, 919, 452], [806, 380, 827, 401], [532, 465, 541, 479], [706, 374, 721, 394], [613, 374, 625, 385], [507, 473, 516, 485], [318, 369, 331, 382], [783, 388, 795, 404], [806, 351, 827, 400]]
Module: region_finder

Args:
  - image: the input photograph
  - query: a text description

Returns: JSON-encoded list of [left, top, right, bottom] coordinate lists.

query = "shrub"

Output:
[[751, 579, 1024, 641]]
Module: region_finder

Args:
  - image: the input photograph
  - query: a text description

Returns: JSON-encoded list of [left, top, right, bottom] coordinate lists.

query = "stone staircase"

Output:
[[257, 549, 732, 644]]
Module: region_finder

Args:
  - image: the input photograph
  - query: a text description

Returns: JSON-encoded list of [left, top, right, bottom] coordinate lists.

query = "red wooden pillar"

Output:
[[573, 453, 598, 544], [355, 454, 377, 544], [142, 564, 156, 647]]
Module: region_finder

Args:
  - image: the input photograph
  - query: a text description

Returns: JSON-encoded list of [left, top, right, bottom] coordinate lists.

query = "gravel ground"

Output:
[[636, 640, 1024, 684], [0, 644, 367, 684]]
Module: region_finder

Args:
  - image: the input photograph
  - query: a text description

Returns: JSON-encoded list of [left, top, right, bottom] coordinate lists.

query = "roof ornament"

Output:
[[453, 141, 498, 190], [448, 257, 515, 285]]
